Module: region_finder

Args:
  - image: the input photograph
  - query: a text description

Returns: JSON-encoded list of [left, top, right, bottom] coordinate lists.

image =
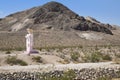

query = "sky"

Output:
[[0, 0, 120, 26]]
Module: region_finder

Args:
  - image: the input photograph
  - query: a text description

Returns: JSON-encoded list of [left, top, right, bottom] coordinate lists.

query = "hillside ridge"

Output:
[[0, 1, 114, 35]]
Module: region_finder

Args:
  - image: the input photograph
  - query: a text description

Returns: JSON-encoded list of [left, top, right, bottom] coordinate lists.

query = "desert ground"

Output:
[[0, 45, 120, 71], [0, 1, 120, 79]]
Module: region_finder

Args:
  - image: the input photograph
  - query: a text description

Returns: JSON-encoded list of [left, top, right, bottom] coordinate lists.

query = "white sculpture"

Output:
[[25, 28, 33, 55]]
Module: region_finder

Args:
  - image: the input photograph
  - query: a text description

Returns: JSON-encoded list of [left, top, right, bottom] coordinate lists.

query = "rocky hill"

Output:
[[0, 1, 115, 35], [0, 1, 120, 50]]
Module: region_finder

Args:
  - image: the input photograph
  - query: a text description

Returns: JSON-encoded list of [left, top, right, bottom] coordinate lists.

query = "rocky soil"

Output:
[[0, 62, 120, 80]]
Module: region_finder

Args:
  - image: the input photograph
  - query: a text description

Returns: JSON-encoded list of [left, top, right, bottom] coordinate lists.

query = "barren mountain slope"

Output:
[[0, 1, 114, 34], [0, 1, 119, 50]]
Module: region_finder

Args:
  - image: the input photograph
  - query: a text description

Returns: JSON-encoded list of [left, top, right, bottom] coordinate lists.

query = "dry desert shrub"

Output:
[[5, 55, 28, 66], [32, 56, 42, 63]]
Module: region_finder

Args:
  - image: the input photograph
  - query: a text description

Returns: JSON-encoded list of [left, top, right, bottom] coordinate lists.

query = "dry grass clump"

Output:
[[82, 51, 112, 62], [97, 76, 111, 80], [113, 58, 120, 64], [70, 52, 80, 62], [5, 51, 11, 54], [32, 56, 42, 63], [5, 56, 28, 66]]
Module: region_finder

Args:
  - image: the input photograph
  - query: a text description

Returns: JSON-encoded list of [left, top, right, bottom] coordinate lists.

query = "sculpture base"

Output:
[[29, 50, 39, 54], [24, 50, 39, 55]]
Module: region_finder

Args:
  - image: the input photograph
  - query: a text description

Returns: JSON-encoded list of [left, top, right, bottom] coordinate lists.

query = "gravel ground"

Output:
[[0, 62, 119, 73]]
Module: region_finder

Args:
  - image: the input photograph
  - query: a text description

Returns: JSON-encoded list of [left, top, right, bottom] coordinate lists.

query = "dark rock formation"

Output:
[[30, 1, 113, 34], [0, 18, 2, 21], [0, 1, 114, 35]]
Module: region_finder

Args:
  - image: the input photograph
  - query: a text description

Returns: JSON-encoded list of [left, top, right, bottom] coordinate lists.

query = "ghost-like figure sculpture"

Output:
[[25, 28, 33, 55]]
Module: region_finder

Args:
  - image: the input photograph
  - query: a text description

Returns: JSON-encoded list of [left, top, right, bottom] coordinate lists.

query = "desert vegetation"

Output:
[[83, 51, 112, 62], [0, 44, 120, 65], [70, 52, 80, 62], [32, 56, 42, 63], [32, 44, 120, 65], [5, 55, 28, 66], [5, 50, 11, 54]]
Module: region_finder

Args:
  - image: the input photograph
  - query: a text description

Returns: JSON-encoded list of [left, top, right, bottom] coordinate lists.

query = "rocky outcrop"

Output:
[[30, 1, 113, 35], [0, 1, 114, 35], [0, 18, 2, 21], [85, 16, 100, 24]]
